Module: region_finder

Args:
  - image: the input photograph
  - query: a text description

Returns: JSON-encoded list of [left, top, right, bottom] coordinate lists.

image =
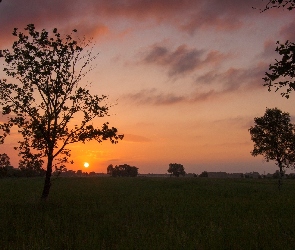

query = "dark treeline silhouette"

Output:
[[167, 163, 186, 177], [107, 164, 138, 177]]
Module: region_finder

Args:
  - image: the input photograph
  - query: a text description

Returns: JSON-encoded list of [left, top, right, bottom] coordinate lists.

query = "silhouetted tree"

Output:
[[0, 24, 123, 199], [107, 164, 114, 175], [76, 170, 83, 176], [19, 153, 45, 177], [167, 163, 185, 177], [107, 164, 138, 177], [263, 41, 295, 98], [256, 1, 295, 98], [249, 108, 295, 188], [259, 0, 295, 11], [273, 170, 283, 179], [0, 153, 10, 177], [199, 171, 208, 177]]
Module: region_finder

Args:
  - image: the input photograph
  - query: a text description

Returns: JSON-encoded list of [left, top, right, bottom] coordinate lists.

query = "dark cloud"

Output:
[[123, 63, 267, 106], [122, 88, 231, 106], [0, 0, 268, 46], [196, 63, 267, 91], [123, 88, 186, 105], [142, 44, 227, 76]]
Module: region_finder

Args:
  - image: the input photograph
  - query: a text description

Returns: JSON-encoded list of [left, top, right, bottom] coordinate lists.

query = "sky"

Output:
[[0, 0, 295, 174]]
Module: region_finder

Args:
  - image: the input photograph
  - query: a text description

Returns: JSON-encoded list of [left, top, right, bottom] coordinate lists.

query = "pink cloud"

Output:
[[196, 63, 267, 91], [0, 0, 272, 47], [279, 18, 295, 41], [123, 62, 267, 106], [123, 88, 186, 105], [258, 39, 277, 59]]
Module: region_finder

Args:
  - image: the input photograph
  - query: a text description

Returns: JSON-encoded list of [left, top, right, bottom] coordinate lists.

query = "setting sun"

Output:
[[84, 162, 89, 168]]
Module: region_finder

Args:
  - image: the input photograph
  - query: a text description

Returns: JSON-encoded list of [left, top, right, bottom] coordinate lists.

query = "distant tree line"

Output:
[[0, 153, 45, 177], [107, 164, 139, 177], [167, 163, 186, 177]]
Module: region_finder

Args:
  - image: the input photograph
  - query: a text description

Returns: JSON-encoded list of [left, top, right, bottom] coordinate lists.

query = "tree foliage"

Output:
[[263, 41, 295, 98], [107, 164, 138, 177], [0, 153, 10, 177], [0, 24, 123, 198], [259, 0, 295, 11], [167, 163, 185, 177], [258, 0, 295, 98], [249, 108, 295, 175], [199, 171, 208, 177]]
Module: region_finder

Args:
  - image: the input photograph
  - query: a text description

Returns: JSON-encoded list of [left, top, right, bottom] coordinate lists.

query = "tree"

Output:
[[0, 153, 10, 177], [257, 1, 295, 98], [259, 0, 295, 11], [199, 171, 208, 177], [249, 108, 295, 187], [167, 163, 185, 177], [263, 41, 295, 98], [107, 164, 114, 175], [107, 164, 138, 177], [0, 24, 123, 199]]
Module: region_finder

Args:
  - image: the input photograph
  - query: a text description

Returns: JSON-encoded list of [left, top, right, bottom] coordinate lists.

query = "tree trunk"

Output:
[[41, 154, 53, 199], [278, 161, 283, 191]]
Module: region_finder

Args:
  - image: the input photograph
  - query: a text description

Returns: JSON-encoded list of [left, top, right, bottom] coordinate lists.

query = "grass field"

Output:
[[0, 177, 294, 250]]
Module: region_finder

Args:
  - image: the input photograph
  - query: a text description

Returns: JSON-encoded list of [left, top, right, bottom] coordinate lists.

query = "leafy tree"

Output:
[[76, 170, 83, 176], [0, 153, 10, 177], [18, 147, 45, 177], [107, 164, 138, 177], [107, 164, 114, 175], [167, 163, 185, 177], [257, 1, 295, 98], [273, 170, 284, 179], [259, 0, 295, 11], [199, 171, 208, 177], [249, 108, 295, 187], [0, 24, 123, 199], [263, 41, 295, 98]]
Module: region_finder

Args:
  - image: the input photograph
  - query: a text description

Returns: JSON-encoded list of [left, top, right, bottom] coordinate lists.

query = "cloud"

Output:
[[0, 0, 268, 46], [123, 134, 151, 142], [123, 88, 186, 105], [123, 63, 267, 106], [258, 39, 277, 59], [279, 18, 295, 41], [213, 116, 255, 130], [196, 63, 267, 91], [141, 44, 228, 76], [122, 89, 226, 106]]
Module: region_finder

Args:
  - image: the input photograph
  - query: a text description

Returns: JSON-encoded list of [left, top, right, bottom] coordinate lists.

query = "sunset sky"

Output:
[[1, 0, 295, 174]]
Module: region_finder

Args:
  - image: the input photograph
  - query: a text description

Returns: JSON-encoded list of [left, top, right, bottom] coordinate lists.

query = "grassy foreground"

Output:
[[0, 177, 294, 250]]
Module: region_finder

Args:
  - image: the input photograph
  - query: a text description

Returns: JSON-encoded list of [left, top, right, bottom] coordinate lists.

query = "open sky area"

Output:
[[1, 0, 295, 174]]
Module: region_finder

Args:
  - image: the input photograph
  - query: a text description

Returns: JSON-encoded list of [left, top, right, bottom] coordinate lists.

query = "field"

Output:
[[0, 177, 294, 250]]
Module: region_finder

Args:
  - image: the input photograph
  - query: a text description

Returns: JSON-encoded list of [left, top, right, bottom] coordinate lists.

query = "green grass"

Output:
[[0, 177, 294, 249]]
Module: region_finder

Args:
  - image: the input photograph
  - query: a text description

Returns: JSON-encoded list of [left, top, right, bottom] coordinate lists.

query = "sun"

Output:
[[84, 162, 89, 168]]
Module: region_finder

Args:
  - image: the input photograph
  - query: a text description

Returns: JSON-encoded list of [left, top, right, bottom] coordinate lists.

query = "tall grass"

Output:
[[0, 177, 294, 249]]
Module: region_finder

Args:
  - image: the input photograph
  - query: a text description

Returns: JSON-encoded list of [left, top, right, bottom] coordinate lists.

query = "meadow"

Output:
[[0, 177, 294, 250]]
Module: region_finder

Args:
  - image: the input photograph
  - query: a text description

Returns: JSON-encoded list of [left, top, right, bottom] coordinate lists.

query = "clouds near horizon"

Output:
[[1, 0, 294, 174]]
